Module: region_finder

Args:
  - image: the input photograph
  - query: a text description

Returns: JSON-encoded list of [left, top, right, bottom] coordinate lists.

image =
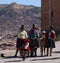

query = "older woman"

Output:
[[29, 24, 39, 57]]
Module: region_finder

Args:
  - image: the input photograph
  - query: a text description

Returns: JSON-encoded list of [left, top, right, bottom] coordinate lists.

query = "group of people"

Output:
[[40, 25, 56, 56], [14, 24, 39, 60], [14, 24, 56, 60]]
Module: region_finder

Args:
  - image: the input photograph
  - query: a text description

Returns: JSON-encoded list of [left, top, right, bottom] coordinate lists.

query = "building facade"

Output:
[[41, 0, 60, 31]]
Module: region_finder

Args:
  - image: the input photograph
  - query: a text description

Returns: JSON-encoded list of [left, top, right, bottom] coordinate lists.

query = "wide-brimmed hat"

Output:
[[50, 25, 54, 29], [42, 31, 46, 34], [32, 24, 37, 29], [20, 25, 24, 29]]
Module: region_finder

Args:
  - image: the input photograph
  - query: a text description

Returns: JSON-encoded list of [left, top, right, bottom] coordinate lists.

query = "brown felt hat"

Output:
[[50, 25, 54, 29], [20, 25, 24, 29], [32, 24, 36, 29]]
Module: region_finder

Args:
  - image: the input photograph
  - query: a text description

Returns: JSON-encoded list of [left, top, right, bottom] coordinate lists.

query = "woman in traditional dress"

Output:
[[15, 25, 28, 58], [46, 25, 56, 56], [29, 24, 39, 57]]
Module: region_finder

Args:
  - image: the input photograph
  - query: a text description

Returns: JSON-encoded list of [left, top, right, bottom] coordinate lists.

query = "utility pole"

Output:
[[49, 0, 51, 27]]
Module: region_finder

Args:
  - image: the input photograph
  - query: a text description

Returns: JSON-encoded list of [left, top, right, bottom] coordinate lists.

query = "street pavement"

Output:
[[0, 41, 60, 63]]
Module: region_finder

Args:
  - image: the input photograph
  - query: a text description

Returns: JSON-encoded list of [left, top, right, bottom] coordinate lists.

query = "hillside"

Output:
[[0, 3, 41, 50]]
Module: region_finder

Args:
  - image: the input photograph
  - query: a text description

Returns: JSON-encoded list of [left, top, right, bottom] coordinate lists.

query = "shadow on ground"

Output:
[[30, 57, 60, 61], [3, 56, 22, 59], [3, 55, 51, 59], [5, 60, 22, 63], [53, 51, 60, 53]]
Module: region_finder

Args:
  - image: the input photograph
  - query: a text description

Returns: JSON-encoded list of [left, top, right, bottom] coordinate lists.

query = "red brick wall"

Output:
[[41, 0, 60, 31]]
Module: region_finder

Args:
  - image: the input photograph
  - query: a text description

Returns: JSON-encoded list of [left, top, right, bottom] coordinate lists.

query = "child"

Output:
[[20, 38, 30, 60], [40, 31, 46, 56]]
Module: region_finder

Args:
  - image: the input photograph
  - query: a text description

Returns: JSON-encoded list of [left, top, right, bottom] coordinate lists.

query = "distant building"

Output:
[[41, 0, 60, 31]]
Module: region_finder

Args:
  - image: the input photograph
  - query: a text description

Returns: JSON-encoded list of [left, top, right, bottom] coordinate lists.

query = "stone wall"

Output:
[[41, 0, 60, 31]]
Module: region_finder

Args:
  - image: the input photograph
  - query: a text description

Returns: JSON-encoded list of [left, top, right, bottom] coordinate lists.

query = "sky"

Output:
[[0, 0, 41, 7]]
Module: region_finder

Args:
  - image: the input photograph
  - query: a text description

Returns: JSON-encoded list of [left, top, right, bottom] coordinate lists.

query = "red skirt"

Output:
[[20, 46, 30, 52]]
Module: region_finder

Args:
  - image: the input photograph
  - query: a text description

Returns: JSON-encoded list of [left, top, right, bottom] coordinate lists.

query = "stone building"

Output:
[[41, 0, 60, 32]]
